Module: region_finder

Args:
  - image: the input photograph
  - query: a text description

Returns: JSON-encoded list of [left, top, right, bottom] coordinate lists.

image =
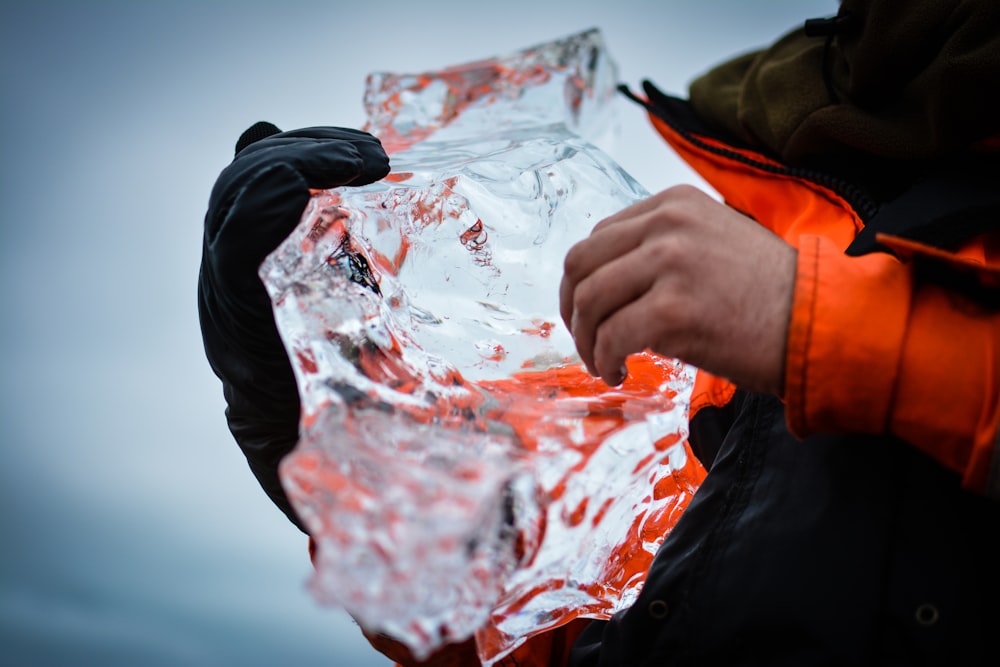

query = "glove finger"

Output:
[[237, 129, 389, 180], [276, 126, 382, 143], [235, 127, 384, 160], [283, 140, 368, 189], [351, 138, 392, 185], [244, 136, 389, 183], [220, 138, 366, 197], [285, 136, 388, 187]]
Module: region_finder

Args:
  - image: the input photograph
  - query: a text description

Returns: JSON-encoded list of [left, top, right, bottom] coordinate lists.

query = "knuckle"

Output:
[[563, 244, 586, 278], [654, 291, 690, 329], [668, 183, 703, 201], [647, 237, 682, 265], [572, 279, 601, 320]]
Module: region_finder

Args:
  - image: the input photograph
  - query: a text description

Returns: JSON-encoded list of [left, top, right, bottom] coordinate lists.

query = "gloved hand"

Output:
[[198, 122, 390, 531]]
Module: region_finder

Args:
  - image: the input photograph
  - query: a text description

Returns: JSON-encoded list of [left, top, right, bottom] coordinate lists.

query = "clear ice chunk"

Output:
[[260, 28, 704, 665]]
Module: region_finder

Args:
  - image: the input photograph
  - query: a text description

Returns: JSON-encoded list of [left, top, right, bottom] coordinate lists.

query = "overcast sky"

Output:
[[0, 2, 832, 665]]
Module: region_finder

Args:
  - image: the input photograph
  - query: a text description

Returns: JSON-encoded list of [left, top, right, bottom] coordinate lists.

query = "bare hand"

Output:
[[559, 185, 796, 394]]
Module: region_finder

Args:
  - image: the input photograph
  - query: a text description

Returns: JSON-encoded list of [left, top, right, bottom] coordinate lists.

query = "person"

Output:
[[198, 1, 1000, 665]]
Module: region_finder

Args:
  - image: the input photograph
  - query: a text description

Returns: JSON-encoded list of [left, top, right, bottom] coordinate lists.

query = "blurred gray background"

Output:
[[0, 1, 831, 665]]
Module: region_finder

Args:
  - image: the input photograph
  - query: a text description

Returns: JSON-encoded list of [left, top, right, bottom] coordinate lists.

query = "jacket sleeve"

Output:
[[784, 232, 1000, 499]]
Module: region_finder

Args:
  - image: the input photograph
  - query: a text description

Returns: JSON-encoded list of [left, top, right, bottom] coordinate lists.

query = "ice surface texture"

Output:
[[260, 28, 704, 664]]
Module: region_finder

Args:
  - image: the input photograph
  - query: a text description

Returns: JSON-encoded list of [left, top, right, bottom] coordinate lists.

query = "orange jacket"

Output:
[[640, 88, 1000, 501]]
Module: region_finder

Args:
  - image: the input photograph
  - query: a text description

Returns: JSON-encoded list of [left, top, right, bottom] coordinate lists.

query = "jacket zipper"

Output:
[[620, 82, 880, 222]]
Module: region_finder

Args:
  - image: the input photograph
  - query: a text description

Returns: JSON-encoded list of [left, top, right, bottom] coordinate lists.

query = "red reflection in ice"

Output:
[[263, 28, 703, 665]]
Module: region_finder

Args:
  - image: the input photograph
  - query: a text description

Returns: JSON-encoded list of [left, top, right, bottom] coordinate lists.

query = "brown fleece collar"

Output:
[[688, 0, 1000, 162]]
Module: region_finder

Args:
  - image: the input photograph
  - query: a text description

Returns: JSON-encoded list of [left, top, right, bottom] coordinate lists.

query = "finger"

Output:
[[285, 141, 365, 189], [590, 291, 673, 386], [588, 186, 679, 235], [277, 126, 384, 143], [350, 139, 392, 185], [271, 136, 389, 187], [560, 188, 693, 329], [242, 128, 387, 162], [568, 241, 660, 376], [235, 130, 389, 188], [558, 273, 581, 341], [243, 133, 385, 157], [559, 214, 650, 330]]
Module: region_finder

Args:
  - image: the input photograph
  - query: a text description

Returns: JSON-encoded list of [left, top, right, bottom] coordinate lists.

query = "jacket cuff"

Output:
[[784, 235, 912, 437], [890, 274, 995, 488]]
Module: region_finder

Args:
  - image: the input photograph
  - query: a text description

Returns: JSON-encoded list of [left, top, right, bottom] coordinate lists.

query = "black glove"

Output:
[[198, 122, 390, 532]]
